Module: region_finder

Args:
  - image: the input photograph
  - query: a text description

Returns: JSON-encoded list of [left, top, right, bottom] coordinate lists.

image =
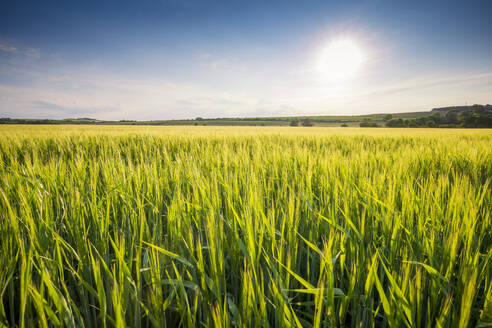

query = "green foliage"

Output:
[[301, 118, 313, 127], [360, 119, 379, 127], [386, 118, 407, 127], [386, 107, 492, 128], [0, 126, 490, 327], [2, 105, 491, 128], [290, 119, 299, 126]]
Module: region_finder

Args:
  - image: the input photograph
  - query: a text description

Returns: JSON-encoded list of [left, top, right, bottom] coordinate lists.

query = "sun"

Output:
[[316, 39, 365, 81]]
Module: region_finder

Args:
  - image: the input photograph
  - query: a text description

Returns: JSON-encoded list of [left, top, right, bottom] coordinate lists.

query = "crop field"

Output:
[[0, 125, 491, 327]]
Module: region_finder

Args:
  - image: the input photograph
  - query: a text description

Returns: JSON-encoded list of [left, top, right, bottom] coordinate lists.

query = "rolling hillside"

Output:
[[1, 105, 490, 127]]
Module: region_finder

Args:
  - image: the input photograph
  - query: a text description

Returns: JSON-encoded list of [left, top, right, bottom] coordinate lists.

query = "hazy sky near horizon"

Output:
[[1, 0, 491, 120]]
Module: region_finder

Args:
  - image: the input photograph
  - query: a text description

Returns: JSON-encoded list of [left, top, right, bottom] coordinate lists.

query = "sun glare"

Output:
[[317, 39, 365, 82]]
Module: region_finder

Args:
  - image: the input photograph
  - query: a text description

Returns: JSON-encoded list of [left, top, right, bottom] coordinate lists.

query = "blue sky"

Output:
[[0, 0, 491, 119]]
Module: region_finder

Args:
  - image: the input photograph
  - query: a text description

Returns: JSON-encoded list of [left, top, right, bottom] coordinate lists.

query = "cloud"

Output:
[[361, 72, 492, 97], [0, 41, 40, 58], [31, 101, 115, 117], [1, 53, 491, 119], [0, 43, 17, 53], [0, 72, 261, 120]]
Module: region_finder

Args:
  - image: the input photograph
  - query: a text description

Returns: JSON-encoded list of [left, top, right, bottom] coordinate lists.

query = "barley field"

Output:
[[0, 125, 490, 327]]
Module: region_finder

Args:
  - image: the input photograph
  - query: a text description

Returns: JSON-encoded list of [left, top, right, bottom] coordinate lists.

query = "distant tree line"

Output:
[[359, 118, 379, 127], [2, 105, 491, 128], [385, 105, 492, 128], [0, 118, 97, 124], [289, 118, 313, 126]]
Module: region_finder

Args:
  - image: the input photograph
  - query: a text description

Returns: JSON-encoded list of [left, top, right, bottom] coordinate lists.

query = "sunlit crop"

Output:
[[0, 126, 490, 327]]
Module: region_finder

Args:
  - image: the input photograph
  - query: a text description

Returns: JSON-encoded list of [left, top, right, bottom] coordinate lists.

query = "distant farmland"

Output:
[[0, 110, 439, 126], [2, 105, 490, 128]]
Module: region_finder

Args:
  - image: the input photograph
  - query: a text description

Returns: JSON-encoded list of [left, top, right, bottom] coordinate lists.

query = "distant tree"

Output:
[[459, 107, 492, 128], [301, 118, 313, 127], [385, 118, 406, 127], [195, 117, 204, 121], [471, 104, 484, 111], [429, 113, 444, 125], [383, 114, 393, 121], [445, 110, 459, 124], [360, 118, 379, 127], [424, 120, 436, 127], [290, 119, 299, 127], [407, 119, 418, 127], [341, 123, 348, 127]]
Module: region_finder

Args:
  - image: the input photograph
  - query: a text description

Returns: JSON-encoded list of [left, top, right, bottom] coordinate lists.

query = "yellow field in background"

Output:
[[1, 124, 491, 137]]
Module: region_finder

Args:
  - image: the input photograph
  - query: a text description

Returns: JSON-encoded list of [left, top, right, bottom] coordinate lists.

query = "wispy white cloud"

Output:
[[31, 101, 115, 117], [0, 43, 17, 53], [0, 41, 40, 58], [1, 44, 491, 119], [0, 72, 262, 119], [2, 69, 491, 119], [360, 72, 492, 97]]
